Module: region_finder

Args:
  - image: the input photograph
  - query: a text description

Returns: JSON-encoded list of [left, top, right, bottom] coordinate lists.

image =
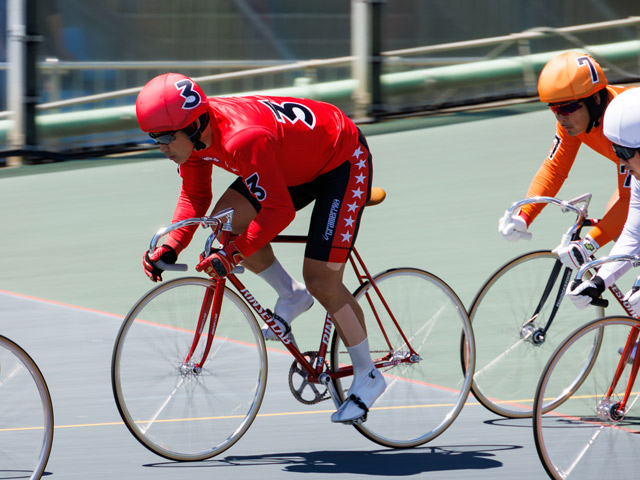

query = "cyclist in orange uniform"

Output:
[[499, 52, 633, 268], [135, 73, 385, 424]]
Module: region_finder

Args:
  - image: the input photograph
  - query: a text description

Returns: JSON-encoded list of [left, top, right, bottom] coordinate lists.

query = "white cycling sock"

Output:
[[347, 338, 375, 376], [258, 258, 301, 296]]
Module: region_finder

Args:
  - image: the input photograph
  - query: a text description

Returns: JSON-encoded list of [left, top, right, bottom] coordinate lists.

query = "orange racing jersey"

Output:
[[519, 85, 632, 247]]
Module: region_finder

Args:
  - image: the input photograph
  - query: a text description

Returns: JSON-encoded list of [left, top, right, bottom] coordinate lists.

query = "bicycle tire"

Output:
[[465, 251, 604, 418], [329, 267, 475, 447], [0, 335, 54, 480], [111, 277, 267, 461], [533, 316, 640, 479]]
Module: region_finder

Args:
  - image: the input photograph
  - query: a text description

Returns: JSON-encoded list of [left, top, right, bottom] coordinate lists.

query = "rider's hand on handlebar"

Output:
[[552, 236, 598, 269], [196, 241, 245, 279], [623, 287, 640, 314], [498, 213, 531, 242], [143, 244, 178, 282], [566, 276, 605, 310]]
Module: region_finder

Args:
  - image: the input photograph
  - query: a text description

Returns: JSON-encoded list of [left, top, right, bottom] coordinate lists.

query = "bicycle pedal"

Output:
[[346, 413, 367, 425], [353, 415, 367, 425]]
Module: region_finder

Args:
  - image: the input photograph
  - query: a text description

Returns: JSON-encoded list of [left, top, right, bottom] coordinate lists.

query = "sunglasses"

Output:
[[149, 131, 177, 145], [548, 101, 582, 116], [612, 143, 640, 162]]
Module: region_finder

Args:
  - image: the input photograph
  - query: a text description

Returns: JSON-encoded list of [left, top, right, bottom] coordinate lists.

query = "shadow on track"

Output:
[[143, 444, 522, 476]]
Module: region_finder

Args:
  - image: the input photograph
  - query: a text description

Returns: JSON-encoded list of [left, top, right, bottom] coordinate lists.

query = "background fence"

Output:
[[1, 0, 640, 162]]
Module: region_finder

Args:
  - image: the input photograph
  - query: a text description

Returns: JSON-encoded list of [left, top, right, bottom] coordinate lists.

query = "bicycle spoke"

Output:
[[331, 268, 474, 448], [562, 426, 603, 478], [470, 251, 605, 418], [140, 376, 186, 435], [0, 336, 54, 480], [474, 337, 526, 379], [112, 278, 267, 461], [534, 317, 640, 479]]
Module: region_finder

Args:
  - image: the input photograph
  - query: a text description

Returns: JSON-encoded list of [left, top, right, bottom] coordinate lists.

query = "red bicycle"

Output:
[[110, 188, 475, 461], [533, 254, 640, 479]]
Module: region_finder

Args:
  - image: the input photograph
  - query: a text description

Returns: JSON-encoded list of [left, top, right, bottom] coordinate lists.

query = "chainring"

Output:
[[288, 351, 331, 405]]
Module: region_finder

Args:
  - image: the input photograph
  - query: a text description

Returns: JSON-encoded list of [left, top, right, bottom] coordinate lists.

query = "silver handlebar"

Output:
[[575, 254, 640, 282], [502, 193, 592, 250], [505, 193, 591, 218], [149, 208, 235, 272]]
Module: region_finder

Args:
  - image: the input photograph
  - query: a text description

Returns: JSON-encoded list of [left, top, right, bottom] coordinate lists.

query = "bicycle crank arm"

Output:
[[319, 372, 342, 410]]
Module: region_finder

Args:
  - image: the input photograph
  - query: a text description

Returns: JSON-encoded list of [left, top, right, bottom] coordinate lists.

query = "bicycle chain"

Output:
[[288, 349, 401, 405]]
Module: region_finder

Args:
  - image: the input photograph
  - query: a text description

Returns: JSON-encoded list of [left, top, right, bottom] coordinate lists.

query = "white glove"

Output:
[[552, 236, 599, 269], [566, 276, 605, 310], [622, 288, 640, 316], [498, 212, 531, 242]]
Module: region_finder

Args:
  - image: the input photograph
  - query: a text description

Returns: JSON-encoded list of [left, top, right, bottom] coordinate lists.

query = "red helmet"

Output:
[[136, 73, 208, 133]]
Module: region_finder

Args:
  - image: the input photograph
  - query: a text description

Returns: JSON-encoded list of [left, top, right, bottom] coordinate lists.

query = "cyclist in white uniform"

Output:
[[567, 88, 640, 313]]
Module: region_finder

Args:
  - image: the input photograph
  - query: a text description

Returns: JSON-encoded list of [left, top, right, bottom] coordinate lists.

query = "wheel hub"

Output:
[[179, 362, 201, 376], [521, 323, 546, 345], [597, 399, 625, 422]]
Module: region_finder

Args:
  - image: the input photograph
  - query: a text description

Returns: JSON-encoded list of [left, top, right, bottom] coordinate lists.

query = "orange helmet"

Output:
[[538, 52, 608, 104]]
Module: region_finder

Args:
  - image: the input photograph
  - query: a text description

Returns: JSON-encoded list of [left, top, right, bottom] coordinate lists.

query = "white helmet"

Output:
[[603, 88, 640, 148]]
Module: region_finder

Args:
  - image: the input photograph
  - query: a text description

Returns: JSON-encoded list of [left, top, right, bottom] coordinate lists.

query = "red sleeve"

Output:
[[165, 159, 214, 253], [225, 128, 295, 257]]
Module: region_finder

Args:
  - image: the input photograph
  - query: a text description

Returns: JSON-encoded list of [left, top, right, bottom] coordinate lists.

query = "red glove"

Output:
[[195, 241, 245, 279], [142, 244, 178, 282]]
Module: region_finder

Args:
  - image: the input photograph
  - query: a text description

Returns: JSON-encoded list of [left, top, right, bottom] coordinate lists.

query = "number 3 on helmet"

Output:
[[136, 73, 209, 133]]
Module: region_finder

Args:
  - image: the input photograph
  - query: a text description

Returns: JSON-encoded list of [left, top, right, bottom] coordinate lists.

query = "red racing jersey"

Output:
[[165, 95, 361, 258]]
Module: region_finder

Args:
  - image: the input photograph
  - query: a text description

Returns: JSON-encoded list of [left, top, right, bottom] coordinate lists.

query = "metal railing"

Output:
[[24, 16, 640, 115], [1, 16, 639, 158]]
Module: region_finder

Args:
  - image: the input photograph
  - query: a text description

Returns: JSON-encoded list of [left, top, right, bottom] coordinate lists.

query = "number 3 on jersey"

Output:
[[245, 173, 267, 201]]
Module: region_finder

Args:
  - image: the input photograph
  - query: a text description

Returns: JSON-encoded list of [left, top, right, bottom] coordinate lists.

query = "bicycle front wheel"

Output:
[[467, 251, 603, 418], [112, 277, 267, 461], [0, 335, 54, 480], [330, 267, 475, 448], [533, 316, 640, 479]]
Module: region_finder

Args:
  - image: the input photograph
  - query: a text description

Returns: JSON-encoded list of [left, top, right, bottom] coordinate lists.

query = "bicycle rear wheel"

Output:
[[466, 251, 604, 418], [112, 277, 267, 461], [330, 267, 475, 447], [0, 335, 54, 480], [533, 316, 640, 479]]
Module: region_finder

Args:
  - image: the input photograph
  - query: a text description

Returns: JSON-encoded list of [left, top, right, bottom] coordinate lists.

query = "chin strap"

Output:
[[186, 111, 210, 151], [584, 89, 608, 134]]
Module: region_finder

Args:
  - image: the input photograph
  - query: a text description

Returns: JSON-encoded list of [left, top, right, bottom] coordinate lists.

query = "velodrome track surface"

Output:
[[1, 102, 631, 479]]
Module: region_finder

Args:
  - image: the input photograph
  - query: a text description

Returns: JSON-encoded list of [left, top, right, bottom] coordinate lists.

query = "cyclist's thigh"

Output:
[[305, 158, 372, 263]]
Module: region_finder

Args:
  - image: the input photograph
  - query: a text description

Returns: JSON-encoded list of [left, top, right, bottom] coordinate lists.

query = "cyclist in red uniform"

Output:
[[136, 72, 385, 424], [498, 52, 633, 267]]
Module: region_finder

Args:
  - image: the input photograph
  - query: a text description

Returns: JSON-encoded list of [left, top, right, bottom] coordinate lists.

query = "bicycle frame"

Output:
[[501, 194, 637, 343], [149, 210, 420, 387], [576, 255, 640, 419]]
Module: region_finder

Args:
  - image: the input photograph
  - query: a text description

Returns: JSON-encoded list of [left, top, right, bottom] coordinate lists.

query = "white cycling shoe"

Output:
[[331, 367, 386, 424], [261, 288, 314, 341], [618, 341, 638, 364]]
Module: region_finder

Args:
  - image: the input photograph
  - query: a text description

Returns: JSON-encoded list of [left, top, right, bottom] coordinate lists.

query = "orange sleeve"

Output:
[[520, 85, 633, 243], [586, 167, 631, 246], [519, 126, 581, 225]]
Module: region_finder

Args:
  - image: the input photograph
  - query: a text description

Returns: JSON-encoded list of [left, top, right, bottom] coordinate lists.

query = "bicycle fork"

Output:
[[181, 280, 224, 375], [598, 326, 640, 422], [520, 260, 570, 345]]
